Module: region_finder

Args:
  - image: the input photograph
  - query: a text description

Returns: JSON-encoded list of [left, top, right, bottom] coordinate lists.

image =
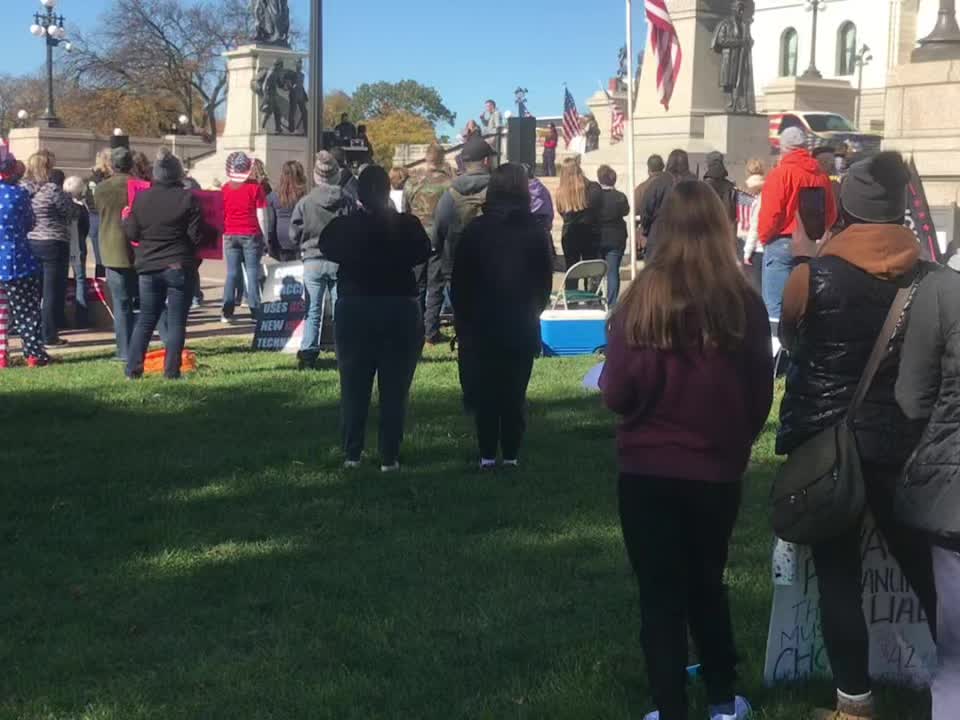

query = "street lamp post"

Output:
[[29, 0, 71, 129], [800, 0, 825, 80], [854, 44, 873, 129], [913, 0, 960, 62]]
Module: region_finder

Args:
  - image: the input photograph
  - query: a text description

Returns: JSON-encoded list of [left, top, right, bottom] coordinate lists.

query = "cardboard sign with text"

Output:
[[764, 516, 936, 688], [252, 261, 306, 353]]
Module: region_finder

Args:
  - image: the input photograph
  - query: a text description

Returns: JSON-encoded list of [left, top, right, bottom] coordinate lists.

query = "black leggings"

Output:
[[619, 474, 743, 720], [810, 462, 938, 696], [561, 224, 598, 290]]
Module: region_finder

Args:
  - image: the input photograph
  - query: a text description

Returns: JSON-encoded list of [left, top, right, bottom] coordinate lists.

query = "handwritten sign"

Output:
[[764, 515, 936, 687], [252, 261, 306, 353]]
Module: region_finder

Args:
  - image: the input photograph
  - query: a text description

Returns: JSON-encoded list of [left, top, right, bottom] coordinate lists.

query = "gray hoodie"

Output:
[[289, 183, 353, 261]]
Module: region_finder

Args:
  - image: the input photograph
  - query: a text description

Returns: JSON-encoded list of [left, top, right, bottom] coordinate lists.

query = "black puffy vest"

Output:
[[777, 255, 930, 466]]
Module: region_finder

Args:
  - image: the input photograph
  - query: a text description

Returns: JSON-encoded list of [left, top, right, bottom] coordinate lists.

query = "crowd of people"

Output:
[[2, 126, 959, 720]]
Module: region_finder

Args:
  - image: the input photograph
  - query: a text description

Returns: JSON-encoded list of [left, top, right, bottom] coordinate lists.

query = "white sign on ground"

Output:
[[764, 516, 936, 687]]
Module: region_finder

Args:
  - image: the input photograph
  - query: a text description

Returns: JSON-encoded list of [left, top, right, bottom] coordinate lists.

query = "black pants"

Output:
[[561, 225, 598, 290], [811, 462, 938, 696], [126, 266, 195, 379], [335, 296, 423, 465], [543, 148, 557, 177], [423, 253, 447, 340], [459, 344, 535, 460], [30, 240, 69, 343], [618, 474, 743, 720]]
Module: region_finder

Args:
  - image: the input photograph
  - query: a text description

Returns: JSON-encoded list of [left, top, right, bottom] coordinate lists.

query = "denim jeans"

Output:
[[222, 234, 263, 317], [106, 267, 138, 361], [605, 250, 624, 306], [300, 259, 338, 356], [30, 240, 69, 344], [762, 237, 793, 321], [127, 266, 195, 379]]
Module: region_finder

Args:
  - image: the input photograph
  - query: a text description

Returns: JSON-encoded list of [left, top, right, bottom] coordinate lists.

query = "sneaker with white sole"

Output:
[[343, 460, 361, 470], [709, 696, 752, 720], [381, 462, 400, 473], [502, 459, 519, 467], [479, 458, 497, 470]]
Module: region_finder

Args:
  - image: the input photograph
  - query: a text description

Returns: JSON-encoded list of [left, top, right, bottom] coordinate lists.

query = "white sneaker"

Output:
[[380, 462, 400, 473], [479, 458, 497, 469], [343, 460, 361, 470], [220, 314, 234, 325], [502, 459, 519, 467], [709, 696, 752, 720]]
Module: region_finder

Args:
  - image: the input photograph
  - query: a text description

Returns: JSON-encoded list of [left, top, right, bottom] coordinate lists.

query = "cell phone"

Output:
[[798, 187, 827, 242]]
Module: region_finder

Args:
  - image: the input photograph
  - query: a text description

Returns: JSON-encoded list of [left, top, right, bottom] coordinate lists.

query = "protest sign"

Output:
[[764, 516, 936, 687], [128, 181, 223, 260], [905, 159, 944, 264], [252, 262, 306, 353]]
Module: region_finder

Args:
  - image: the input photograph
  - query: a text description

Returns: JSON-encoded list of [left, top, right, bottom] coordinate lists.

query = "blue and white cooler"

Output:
[[540, 309, 608, 357]]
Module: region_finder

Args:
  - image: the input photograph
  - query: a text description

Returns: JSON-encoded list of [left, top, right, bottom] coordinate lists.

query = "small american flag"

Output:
[[562, 87, 582, 148], [645, 0, 683, 111], [607, 91, 626, 143]]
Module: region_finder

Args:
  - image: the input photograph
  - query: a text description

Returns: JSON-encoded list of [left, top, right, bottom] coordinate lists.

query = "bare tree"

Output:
[[68, 0, 251, 136]]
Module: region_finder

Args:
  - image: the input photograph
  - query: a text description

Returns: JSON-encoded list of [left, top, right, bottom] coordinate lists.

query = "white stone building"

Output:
[[753, 0, 942, 130]]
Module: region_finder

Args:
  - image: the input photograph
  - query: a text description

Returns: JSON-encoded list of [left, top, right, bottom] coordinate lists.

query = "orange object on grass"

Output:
[[142, 349, 198, 375]]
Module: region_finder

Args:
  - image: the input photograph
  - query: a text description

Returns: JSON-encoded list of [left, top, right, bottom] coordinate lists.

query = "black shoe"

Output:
[[297, 351, 317, 370], [425, 333, 449, 346]]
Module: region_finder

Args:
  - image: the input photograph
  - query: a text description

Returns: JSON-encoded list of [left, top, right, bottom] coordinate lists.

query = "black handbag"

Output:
[[771, 286, 913, 545]]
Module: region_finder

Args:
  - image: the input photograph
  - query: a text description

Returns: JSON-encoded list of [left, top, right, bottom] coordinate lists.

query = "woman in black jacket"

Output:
[[556, 157, 602, 289], [123, 148, 202, 379], [319, 165, 431, 472], [896, 267, 960, 720], [595, 165, 630, 305], [452, 163, 553, 468]]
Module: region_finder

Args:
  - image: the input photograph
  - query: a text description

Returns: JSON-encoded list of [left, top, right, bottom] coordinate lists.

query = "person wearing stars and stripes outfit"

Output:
[[0, 148, 48, 368]]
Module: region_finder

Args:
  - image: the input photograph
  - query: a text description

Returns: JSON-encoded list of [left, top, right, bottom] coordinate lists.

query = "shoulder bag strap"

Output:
[[846, 285, 914, 421]]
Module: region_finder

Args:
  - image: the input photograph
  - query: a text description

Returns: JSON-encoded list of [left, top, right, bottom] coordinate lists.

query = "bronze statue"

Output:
[[285, 60, 308, 135], [711, 0, 755, 114], [254, 59, 285, 134], [253, 0, 290, 47]]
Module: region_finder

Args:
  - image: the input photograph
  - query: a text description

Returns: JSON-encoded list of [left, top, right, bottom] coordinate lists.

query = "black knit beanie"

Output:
[[153, 148, 184, 184], [840, 151, 910, 224]]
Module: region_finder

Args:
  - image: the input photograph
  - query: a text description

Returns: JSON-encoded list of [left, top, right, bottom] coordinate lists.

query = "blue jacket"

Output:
[[0, 181, 38, 281]]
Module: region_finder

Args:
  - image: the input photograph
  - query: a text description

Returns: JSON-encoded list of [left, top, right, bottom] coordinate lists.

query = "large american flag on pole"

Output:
[[562, 87, 582, 148], [645, 0, 682, 111]]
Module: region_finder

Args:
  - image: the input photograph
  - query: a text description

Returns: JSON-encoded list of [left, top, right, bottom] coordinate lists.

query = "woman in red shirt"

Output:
[[542, 123, 558, 177], [221, 152, 268, 322]]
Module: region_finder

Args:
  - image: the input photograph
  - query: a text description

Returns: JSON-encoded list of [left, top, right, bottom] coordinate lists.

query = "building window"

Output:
[[780, 28, 799, 77], [837, 22, 857, 75]]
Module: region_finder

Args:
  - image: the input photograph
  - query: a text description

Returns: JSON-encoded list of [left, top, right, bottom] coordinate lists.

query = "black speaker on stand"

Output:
[[507, 117, 537, 170]]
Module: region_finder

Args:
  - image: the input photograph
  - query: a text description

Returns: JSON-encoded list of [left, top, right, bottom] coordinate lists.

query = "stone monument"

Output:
[[711, 0, 754, 114], [884, 0, 960, 247], [581, 0, 769, 190], [189, 0, 306, 188]]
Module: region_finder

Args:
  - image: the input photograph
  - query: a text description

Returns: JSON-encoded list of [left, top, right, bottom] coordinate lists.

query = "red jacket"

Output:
[[757, 149, 838, 246]]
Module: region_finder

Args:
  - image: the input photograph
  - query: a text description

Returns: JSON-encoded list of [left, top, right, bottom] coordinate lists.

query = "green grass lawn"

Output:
[[0, 341, 930, 720]]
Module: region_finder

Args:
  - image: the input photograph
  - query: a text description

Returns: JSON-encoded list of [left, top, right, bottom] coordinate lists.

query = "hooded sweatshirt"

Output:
[[289, 184, 353, 261], [703, 157, 737, 224], [777, 223, 931, 464], [758, 149, 838, 245], [741, 174, 766, 260]]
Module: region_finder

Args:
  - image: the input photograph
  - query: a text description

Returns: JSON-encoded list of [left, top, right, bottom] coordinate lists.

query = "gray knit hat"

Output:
[[111, 146, 133, 173], [780, 127, 807, 152], [840, 151, 910, 224], [153, 148, 184, 184], [314, 150, 340, 185]]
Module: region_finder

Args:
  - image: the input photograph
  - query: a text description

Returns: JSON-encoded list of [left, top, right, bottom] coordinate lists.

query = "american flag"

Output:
[[562, 87, 582, 148], [606, 91, 626, 143], [645, 0, 683, 111]]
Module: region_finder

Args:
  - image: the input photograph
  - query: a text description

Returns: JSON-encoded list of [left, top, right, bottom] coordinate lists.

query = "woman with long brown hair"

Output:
[[555, 157, 601, 289], [600, 181, 773, 720], [267, 160, 307, 261]]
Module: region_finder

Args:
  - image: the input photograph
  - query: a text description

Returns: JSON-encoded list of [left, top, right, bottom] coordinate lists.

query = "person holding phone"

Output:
[[777, 152, 937, 720], [757, 127, 837, 319]]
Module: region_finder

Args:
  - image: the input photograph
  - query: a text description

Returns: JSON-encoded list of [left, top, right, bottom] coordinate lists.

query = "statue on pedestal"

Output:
[[285, 60, 308, 135], [252, 0, 290, 47], [711, 0, 755, 114], [254, 59, 285, 134]]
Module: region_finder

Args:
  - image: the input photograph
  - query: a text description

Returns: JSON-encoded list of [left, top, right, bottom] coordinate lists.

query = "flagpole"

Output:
[[626, 0, 638, 281]]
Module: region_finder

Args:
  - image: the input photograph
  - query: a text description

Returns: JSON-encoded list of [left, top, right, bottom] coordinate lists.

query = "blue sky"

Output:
[[6, 0, 647, 134]]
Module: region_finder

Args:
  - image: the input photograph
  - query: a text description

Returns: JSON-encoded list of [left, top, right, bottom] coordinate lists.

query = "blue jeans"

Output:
[[605, 250, 624, 306], [222, 234, 263, 317], [106, 267, 137, 361], [300, 259, 338, 355], [127, 266, 194, 379], [762, 237, 793, 321]]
